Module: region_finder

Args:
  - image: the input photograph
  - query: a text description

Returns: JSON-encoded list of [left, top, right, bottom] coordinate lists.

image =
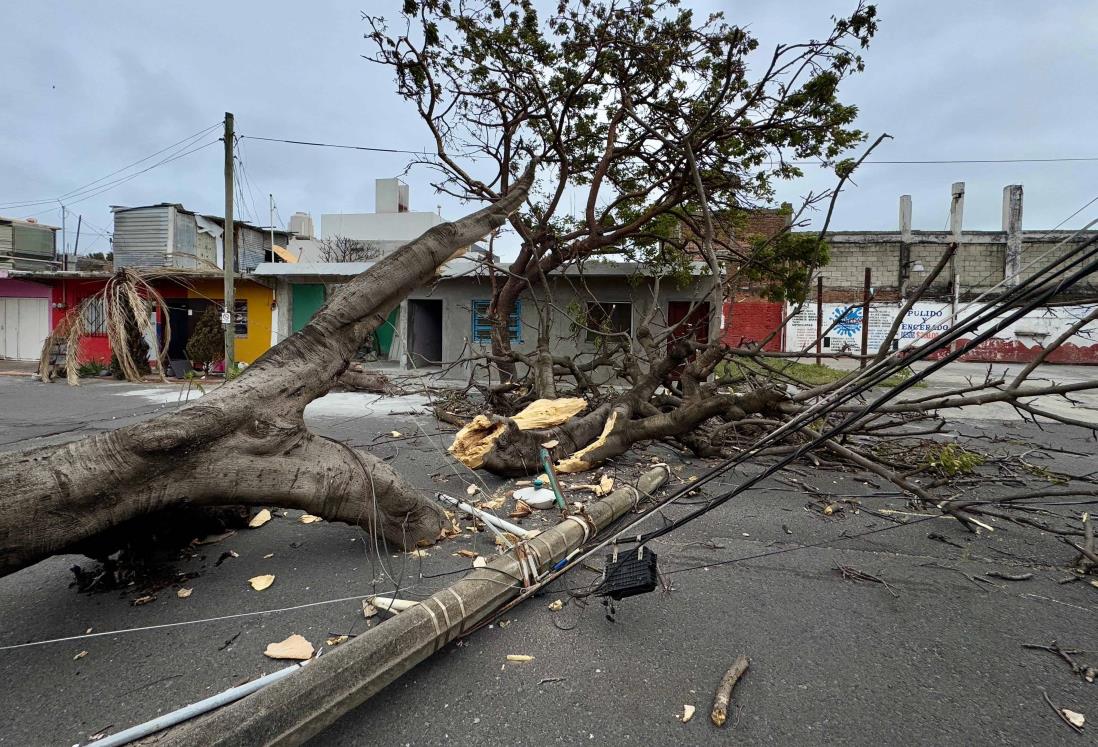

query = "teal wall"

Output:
[[291, 284, 325, 332]]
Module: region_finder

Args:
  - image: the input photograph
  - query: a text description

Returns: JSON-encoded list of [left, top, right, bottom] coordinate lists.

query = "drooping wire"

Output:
[[0, 122, 222, 210]]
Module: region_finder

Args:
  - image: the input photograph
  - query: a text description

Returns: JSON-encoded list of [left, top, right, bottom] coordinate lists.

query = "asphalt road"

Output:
[[0, 374, 1096, 745]]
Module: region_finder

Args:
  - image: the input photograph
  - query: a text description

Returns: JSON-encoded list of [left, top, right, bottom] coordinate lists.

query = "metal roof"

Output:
[[0, 216, 61, 231]]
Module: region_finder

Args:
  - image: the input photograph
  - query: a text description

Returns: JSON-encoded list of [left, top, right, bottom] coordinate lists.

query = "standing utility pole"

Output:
[[815, 275, 824, 366], [949, 182, 965, 353], [859, 267, 871, 368], [269, 193, 276, 255], [60, 203, 67, 269], [73, 215, 82, 256], [223, 112, 236, 370]]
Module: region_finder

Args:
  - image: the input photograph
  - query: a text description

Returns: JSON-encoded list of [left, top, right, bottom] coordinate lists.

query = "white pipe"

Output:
[[367, 595, 420, 613], [82, 662, 307, 747], [434, 492, 531, 538]]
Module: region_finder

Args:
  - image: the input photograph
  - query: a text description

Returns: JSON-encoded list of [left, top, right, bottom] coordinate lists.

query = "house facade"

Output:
[[254, 258, 721, 379]]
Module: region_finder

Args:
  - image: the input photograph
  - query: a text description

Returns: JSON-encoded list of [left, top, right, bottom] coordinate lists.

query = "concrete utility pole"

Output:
[[949, 183, 965, 351], [269, 193, 276, 257], [223, 112, 236, 369], [156, 467, 671, 745], [1002, 184, 1023, 287], [898, 195, 912, 299]]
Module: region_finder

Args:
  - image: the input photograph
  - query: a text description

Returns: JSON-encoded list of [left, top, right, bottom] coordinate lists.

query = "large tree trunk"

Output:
[[0, 175, 532, 578]]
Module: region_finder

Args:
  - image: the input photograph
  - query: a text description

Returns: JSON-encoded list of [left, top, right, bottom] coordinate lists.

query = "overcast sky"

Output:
[[2, 1, 1096, 258]]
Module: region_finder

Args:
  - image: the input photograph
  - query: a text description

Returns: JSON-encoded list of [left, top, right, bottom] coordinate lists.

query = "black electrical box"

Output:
[[597, 547, 658, 600]]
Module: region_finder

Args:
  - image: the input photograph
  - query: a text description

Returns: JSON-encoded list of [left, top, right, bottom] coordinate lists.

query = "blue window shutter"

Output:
[[511, 300, 522, 343], [471, 300, 521, 343]]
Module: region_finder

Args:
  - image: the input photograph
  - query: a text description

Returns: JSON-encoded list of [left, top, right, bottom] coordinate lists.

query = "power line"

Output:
[[0, 122, 221, 210], [794, 156, 1098, 165], [23, 139, 220, 220], [243, 133, 1098, 166], [240, 135, 429, 156]]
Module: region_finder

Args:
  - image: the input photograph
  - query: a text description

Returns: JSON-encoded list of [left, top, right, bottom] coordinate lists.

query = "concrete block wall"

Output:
[[816, 239, 896, 288]]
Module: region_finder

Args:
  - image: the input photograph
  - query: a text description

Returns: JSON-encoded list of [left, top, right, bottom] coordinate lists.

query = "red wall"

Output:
[[0, 278, 52, 298], [723, 299, 784, 352], [926, 338, 1098, 364], [51, 279, 111, 363]]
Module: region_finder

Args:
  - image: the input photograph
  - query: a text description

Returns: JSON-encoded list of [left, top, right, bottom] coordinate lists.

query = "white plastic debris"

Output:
[[513, 479, 557, 510]]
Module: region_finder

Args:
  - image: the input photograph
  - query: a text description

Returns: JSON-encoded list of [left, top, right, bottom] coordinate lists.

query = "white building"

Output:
[[289, 178, 443, 262]]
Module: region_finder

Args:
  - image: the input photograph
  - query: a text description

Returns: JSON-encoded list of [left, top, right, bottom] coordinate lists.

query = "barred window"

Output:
[[82, 297, 107, 335]]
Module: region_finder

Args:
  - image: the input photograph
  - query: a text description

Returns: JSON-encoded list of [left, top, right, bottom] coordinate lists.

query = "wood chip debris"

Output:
[[455, 549, 479, 558], [325, 635, 349, 647], [681, 704, 695, 723], [362, 601, 378, 618], [473, 556, 488, 568], [466, 484, 479, 496], [133, 595, 156, 606], [506, 654, 534, 663], [548, 599, 564, 611], [509, 500, 533, 519], [541, 440, 559, 448], [264, 634, 314, 661], [176, 588, 193, 599], [74, 650, 88, 660], [389, 431, 403, 438], [1063, 709, 1086, 729], [248, 509, 272, 528], [248, 574, 275, 591], [299, 514, 322, 524]]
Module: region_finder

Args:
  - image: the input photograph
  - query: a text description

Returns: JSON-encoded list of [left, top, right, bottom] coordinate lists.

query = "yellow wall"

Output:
[[186, 279, 273, 364]]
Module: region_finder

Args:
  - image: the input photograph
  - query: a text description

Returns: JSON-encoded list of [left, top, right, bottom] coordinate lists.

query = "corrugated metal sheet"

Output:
[[239, 225, 265, 271], [172, 210, 198, 269], [114, 207, 170, 269]]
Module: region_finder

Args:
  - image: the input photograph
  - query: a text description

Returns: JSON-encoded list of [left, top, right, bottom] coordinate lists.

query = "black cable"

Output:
[[0, 122, 221, 210], [240, 135, 429, 156], [551, 231, 1098, 561], [638, 234, 1098, 544], [616, 235, 1097, 545]]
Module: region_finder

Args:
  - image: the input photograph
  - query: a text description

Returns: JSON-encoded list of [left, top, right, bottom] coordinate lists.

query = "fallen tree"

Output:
[[0, 174, 532, 578]]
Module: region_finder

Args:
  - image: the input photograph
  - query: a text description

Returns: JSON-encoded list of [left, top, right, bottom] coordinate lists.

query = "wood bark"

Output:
[[0, 174, 532, 577]]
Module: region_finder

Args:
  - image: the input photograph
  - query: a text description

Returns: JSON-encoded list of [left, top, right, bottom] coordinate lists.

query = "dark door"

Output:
[[407, 299, 443, 366]]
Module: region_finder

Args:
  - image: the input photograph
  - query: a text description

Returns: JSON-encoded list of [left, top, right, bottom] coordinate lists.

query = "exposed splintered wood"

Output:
[[449, 397, 588, 470], [0, 174, 533, 577], [711, 655, 750, 727]]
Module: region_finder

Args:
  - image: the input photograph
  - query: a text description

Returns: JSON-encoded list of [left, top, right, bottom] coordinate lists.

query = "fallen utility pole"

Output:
[[152, 466, 670, 746]]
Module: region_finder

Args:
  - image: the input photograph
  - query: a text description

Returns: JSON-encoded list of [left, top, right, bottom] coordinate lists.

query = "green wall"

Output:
[[291, 284, 325, 332]]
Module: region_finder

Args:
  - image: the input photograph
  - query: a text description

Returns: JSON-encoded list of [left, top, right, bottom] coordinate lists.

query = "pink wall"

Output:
[[0, 278, 52, 298]]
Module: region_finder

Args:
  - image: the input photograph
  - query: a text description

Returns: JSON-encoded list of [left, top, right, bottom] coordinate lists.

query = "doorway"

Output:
[[667, 301, 710, 344], [165, 299, 214, 359], [407, 299, 443, 367]]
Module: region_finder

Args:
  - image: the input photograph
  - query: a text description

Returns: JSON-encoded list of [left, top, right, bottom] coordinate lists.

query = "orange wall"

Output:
[[184, 279, 273, 364]]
